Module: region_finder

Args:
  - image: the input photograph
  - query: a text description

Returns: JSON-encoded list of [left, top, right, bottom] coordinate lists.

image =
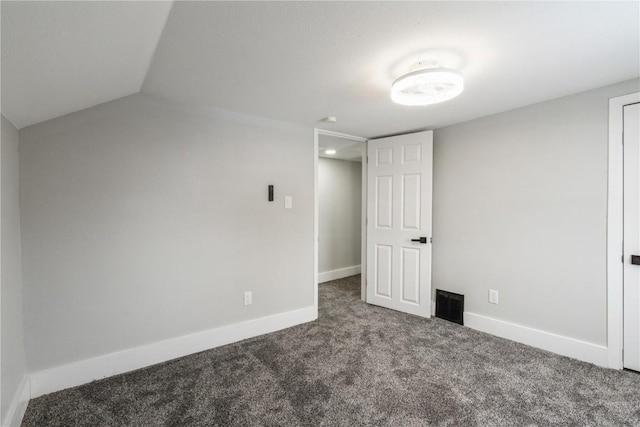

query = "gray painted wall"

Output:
[[19, 94, 314, 372], [432, 78, 640, 346], [318, 158, 361, 273], [1, 115, 27, 420]]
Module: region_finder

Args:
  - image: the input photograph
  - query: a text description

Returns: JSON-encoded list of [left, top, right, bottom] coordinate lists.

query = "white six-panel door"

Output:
[[366, 131, 433, 317], [623, 102, 640, 371]]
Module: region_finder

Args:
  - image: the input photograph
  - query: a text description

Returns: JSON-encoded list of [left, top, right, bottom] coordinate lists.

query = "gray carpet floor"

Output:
[[22, 275, 640, 426]]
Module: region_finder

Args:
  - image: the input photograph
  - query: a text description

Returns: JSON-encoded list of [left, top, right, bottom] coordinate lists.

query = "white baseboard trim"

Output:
[[464, 312, 609, 368], [2, 375, 30, 427], [431, 301, 436, 316], [30, 306, 317, 399], [318, 265, 361, 283]]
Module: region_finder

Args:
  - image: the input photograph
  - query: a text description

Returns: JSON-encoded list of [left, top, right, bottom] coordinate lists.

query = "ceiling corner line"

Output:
[[139, 0, 176, 92]]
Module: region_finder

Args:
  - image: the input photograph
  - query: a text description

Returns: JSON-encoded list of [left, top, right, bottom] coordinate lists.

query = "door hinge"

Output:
[[430, 237, 433, 243]]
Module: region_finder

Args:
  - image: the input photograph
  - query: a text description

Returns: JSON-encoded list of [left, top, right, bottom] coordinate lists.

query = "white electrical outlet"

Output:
[[489, 289, 499, 304], [244, 291, 252, 306], [284, 196, 293, 209]]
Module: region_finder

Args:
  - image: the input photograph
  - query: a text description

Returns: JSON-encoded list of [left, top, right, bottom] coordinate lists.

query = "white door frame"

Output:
[[607, 91, 640, 369], [314, 128, 368, 314]]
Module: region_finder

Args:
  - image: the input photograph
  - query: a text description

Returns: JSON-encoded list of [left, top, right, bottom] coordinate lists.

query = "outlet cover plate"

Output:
[[489, 289, 499, 304]]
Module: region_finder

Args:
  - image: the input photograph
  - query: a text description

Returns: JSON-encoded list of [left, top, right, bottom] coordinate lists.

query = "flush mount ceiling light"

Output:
[[325, 149, 337, 155], [391, 62, 464, 106]]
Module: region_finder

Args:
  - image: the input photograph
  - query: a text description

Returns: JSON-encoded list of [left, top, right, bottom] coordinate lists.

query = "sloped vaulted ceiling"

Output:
[[2, 1, 639, 137], [1, 1, 173, 129]]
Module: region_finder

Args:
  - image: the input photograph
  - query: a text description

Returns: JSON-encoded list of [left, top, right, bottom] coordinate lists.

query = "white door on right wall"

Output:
[[366, 131, 433, 317], [624, 102, 640, 371]]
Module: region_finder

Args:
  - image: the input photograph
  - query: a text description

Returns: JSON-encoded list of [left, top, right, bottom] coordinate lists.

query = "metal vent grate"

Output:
[[435, 289, 464, 325]]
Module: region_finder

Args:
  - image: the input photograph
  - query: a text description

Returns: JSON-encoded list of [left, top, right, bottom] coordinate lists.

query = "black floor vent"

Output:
[[435, 289, 464, 325]]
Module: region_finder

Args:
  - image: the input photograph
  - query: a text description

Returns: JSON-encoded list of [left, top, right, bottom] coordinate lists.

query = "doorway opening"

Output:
[[314, 129, 367, 310]]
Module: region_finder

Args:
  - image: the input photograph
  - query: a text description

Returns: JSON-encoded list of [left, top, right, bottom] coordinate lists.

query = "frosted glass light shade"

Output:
[[391, 68, 464, 106]]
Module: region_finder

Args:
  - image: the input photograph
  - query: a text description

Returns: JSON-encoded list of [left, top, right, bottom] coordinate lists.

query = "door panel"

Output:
[[402, 174, 421, 230], [403, 144, 422, 163], [624, 102, 640, 371], [377, 148, 393, 166], [401, 247, 420, 304], [375, 244, 393, 298], [367, 131, 433, 317], [376, 176, 393, 229]]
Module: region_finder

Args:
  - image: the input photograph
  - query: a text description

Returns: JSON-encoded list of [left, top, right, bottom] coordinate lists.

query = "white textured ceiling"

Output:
[[143, 1, 639, 138], [2, 1, 639, 136], [318, 135, 364, 162], [1, 1, 172, 129]]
